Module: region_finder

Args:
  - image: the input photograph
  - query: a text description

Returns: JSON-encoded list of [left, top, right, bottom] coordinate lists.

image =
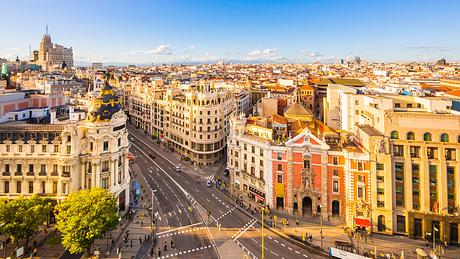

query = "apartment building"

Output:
[[328, 88, 460, 244], [0, 82, 130, 211]]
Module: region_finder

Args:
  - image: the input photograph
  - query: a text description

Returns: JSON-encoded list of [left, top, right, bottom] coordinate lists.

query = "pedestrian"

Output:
[[171, 240, 175, 249], [33, 240, 37, 249], [116, 246, 120, 255], [309, 233, 312, 242], [139, 236, 142, 244], [141, 221, 143, 227], [130, 239, 133, 247], [158, 248, 161, 257], [295, 217, 299, 225], [164, 241, 167, 251]]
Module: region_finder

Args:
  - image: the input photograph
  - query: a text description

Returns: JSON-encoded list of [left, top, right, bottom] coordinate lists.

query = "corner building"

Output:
[[0, 82, 130, 211]]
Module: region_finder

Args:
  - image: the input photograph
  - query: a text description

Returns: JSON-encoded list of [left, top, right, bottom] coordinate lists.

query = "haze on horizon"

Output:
[[1, 0, 459, 65]]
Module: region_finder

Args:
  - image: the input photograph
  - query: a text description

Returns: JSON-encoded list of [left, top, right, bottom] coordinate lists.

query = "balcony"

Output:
[[62, 172, 70, 177], [26, 171, 35, 176], [14, 171, 22, 176], [39, 171, 47, 176], [2, 171, 10, 176]]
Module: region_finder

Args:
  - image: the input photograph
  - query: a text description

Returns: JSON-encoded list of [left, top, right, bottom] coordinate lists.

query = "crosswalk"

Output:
[[204, 174, 215, 182]]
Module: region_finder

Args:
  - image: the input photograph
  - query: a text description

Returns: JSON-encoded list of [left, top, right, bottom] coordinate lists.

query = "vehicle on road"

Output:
[[175, 166, 181, 172], [206, 180, 212, 187], [149, 153, 156, 159]]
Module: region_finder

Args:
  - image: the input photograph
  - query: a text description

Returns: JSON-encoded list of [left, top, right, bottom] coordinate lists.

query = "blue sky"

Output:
[[1, 0, 459, 64]]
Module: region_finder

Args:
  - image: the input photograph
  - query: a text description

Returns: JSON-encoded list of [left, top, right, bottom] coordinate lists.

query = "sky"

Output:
[[1, 0, 460, 65]]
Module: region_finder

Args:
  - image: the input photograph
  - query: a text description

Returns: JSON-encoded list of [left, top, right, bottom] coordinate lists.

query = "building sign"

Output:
[[249, 186, 265, 201]]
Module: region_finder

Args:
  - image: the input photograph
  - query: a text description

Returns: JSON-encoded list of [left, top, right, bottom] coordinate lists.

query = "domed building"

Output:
[[87, 81, 123, 123]]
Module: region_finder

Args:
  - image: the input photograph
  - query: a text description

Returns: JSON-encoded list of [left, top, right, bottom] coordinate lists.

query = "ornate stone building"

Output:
[[0, 81, 130, 212], [34, 27, 74, 71]]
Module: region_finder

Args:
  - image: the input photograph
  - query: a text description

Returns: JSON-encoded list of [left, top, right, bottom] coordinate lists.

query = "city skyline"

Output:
[[1, 0, 460, 65]]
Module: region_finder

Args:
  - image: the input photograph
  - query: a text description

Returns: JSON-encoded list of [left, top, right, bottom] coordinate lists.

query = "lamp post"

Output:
[[151, 190, 157, 242], [319, 204, 323, 250], [433, 224, 438, 254]]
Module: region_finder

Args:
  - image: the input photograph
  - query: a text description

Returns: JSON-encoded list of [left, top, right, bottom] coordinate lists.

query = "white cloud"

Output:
[[122, 44, 172, 56], [205, 52, 211, 56], [148, 44, 172, 55], [247, 48, 277, 60], [184, 45, 196, 52]]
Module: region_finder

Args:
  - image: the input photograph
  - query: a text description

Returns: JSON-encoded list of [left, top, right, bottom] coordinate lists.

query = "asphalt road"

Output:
[[131, 144, 218, 258], [129, 126, 326, 259]]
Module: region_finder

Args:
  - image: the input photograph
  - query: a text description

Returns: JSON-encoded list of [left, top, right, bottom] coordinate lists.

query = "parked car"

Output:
[[206, 180, 212, 188]]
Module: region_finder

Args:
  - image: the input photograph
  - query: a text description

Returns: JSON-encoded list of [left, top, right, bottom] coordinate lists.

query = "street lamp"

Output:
[[151, 190, 157, 243], [433, 224, 439, 254]]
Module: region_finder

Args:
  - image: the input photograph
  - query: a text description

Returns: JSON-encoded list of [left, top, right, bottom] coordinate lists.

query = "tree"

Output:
[[55, 188, 119, 256], [0, 195, 51, 253]]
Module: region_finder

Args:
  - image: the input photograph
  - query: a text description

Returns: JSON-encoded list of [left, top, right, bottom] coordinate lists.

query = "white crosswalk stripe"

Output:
[[205, 175, 215, 181]]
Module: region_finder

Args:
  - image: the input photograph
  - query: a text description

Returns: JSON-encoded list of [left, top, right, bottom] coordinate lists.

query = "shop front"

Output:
[[249, 186, 265, 205]]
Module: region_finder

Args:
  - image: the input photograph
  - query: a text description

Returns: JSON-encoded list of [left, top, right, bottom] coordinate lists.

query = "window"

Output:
[[29, 164, 34, 173], [5, 164, 10, 173], [332, 156, 339, 165], [277, 164, 283, 171], [277, 174, 283, 183], [395, 162, 405, 207], [259, 170, 264, 179], [103, 141, 109, 151], [53, 164, 58, 173], [54, 145, 59, 153], [407, 103, 413, 108], [28, 181, 33, 193], [52, 181, 57, 194], [41, 181, 45, 193], [333, 169, 339, 176], [102, 161, 110, 172], [18, 145, 22, 152], [6, 145, 10, 152], [333, 181, 339, 192], [406, 132, 415, 140], [244, 144, 247, 151], [251, 146, 255, 153], [30, 145, 34, 153], [396, 215, 406, 233], [390, 131, 399, 139], [377, 163, 384, 170], [395, 103, 401, 108], [441, 133, 449, 143], [357, 161, 364, 171], [393, 145, 404, 156], [424, 133, 432, 141], [42, 145, 47, 153], [259, 149, 263, 156], [62, 183, 68, 195], [101, 178, 109, 189], [16, 181, 21, 193], [4, 181, 9, 193], [66, 145, 71, 154], [40, 164, 46, 174], [259, 160, 264, 167], [90, 142, 94, 151], [118, 138, 121, 147], [67, 135, 71, 142], [277, 152, 282, 160], [357, 186, 364, 198], [410, 146, 420, 158], [17, 164, 22, 173]]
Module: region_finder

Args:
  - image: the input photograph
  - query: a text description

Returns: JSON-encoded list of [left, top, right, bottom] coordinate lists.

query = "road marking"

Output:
[[271, 251, 279, 256], [288, 247, 293, 251], [233, 219, 256, 241], [155, 222, 203, 236], [295, 250, 300, 254]]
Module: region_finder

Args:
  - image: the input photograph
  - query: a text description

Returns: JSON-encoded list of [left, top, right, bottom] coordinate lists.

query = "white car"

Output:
[[175, 166, 181, 172]]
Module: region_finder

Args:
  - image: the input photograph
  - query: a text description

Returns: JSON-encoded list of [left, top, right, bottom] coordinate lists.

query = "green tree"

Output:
[[55, 188, 119, 256], [0, 195, 51, 253]]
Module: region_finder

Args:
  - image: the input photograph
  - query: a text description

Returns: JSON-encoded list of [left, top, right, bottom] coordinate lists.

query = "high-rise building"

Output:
[[34, 26, 73, 71]]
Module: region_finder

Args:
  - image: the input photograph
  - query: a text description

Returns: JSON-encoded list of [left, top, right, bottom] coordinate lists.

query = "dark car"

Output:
[[148, 153, 156, 159]]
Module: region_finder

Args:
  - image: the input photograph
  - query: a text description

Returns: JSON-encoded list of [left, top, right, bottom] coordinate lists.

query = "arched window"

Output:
[[390, 131, 399, 139], [441, 133, 449, 143], [424, 133, 432, 141], [406, 132, 415, 140]]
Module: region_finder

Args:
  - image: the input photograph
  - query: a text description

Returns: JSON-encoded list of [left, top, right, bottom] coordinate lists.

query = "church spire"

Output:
[[45, 24, 48, 35]]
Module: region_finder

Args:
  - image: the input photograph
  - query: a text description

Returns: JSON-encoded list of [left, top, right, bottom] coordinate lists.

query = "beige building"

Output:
[[34, 27, 74, 71], [0, 82, 130, 212], [328, 89, 460, 244], [129, 81, 234, 165]]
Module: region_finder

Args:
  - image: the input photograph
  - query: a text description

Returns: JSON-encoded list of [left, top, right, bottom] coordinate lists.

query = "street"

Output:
[[128, 125, 326, 259]]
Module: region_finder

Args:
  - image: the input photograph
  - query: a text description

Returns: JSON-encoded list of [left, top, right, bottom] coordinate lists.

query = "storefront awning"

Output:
[[354, 217, 371, 228]]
